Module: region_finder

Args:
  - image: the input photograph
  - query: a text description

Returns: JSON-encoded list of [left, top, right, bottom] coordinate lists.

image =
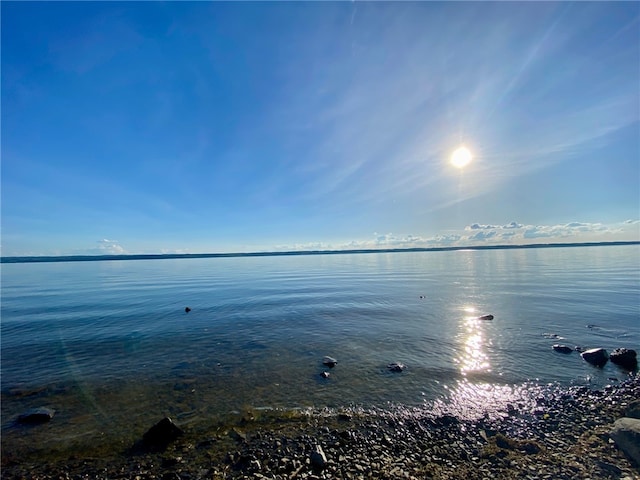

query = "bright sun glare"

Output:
[[451, 146, 473, 169]]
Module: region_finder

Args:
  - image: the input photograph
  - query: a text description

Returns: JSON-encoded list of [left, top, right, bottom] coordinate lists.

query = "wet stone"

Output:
[[552, 345, 573, 354], [610, 348, 637, 371], [16, 407, 55, 425], [323, 356, 338, 368], [625, 400, 640, 419], [310, 445, 327, 471], [387, 363, 406, 372], [143, 417, 184, 447], [581, 348, 608, 367]]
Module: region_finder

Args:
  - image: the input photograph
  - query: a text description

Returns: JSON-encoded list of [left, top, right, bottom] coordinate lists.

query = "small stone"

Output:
[[161, 456, 183, 468], [552, 345, 573, 354], [323, 356, 338, 368], [185, 307, 191, 313], [387, 363, 406, 372], [320, 371, 330, 378], [229, 429, 247, 442]]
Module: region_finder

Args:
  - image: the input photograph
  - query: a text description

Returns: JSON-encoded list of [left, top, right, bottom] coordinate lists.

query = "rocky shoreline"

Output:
[[3, 376, 640, 480]]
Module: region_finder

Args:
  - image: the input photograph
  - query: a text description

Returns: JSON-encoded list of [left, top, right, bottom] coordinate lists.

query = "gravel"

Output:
[[2, 377, 639, 479]]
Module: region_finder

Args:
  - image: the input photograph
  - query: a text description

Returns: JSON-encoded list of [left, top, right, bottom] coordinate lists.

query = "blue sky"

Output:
[[2, 2, 639, 256]]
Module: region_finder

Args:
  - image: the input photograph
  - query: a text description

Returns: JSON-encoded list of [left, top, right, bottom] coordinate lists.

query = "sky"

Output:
[[2, 1, 639, 256]]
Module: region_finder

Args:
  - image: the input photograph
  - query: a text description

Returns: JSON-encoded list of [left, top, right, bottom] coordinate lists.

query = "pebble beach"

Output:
[[3, 376, 639, 480]]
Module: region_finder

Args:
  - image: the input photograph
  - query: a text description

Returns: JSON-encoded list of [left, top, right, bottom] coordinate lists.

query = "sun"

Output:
[[451, 146, 473, 169]]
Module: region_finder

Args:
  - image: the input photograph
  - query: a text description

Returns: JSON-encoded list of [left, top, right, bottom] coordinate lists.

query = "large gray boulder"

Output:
[[610, 417, 640, 466], [626, 400, 640, 420], [580, 348, 608, 367]]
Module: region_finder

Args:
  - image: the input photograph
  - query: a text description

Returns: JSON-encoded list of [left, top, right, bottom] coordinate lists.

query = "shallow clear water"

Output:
[[1, 245, 639, 451]]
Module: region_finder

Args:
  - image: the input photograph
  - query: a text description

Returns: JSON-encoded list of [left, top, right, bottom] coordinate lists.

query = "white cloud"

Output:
[[462, 220, 620, 243], [467, 223, 498, 230], [469, 230, 498, 241], [503, 222, 523, 229], [522, 227, 557, 239], [82, 239, 127, 255], [466, 221, 524, 231], [271, 219, 638, 253]]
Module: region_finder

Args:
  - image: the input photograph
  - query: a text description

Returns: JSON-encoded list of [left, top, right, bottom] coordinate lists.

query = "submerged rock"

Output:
[[229, 428, 247, 442], [143, 417, 184, 447], [552, 345, 573, 354], [323, 356, 338, 368], [610, 348, 637, 371], [17, 407, 55, 425], [543, 333, 563, 339], [581, 348, 608, 367], [387, 362, 406, 372]]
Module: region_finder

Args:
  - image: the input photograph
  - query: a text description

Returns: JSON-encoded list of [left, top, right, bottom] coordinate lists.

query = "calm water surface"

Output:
[[2, 245, 639, 451]]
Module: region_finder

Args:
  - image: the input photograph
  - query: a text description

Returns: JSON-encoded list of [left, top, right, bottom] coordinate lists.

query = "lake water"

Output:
[[1, 245, 639, 453]]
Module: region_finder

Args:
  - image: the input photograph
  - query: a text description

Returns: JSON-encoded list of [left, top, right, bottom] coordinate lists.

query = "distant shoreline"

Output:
[[2, 240, 638, 264]]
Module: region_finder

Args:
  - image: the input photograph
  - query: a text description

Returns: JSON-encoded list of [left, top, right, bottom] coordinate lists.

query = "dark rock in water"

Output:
[[581, 348, 608, 367], [17, 407, 55, 424], [229, 428, 247, 442], [320, 371, 330, 378], [184, 307, 191, 313], [610, 348, 637, 370], [143, 417, 184, 447], [552, 345, 573, 354], [387, 362, 406, 372], [610, 417, 640, 466], [478, 314, 494, 320], [543, 333, 562, 339], [322, 356, 338, 368], [574, 346, 586, 353]]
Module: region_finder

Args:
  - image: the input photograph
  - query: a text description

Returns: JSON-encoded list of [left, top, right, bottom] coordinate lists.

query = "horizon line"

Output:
[[2, 240, 639, 264]]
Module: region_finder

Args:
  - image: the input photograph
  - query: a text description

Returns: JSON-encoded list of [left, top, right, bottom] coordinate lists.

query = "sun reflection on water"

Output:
[[457, 306, 491, 375], [430, 380, 543, 422]]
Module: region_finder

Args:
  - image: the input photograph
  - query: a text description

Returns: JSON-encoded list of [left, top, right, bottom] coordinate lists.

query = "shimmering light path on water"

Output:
[[1, 245, 638, 453]]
